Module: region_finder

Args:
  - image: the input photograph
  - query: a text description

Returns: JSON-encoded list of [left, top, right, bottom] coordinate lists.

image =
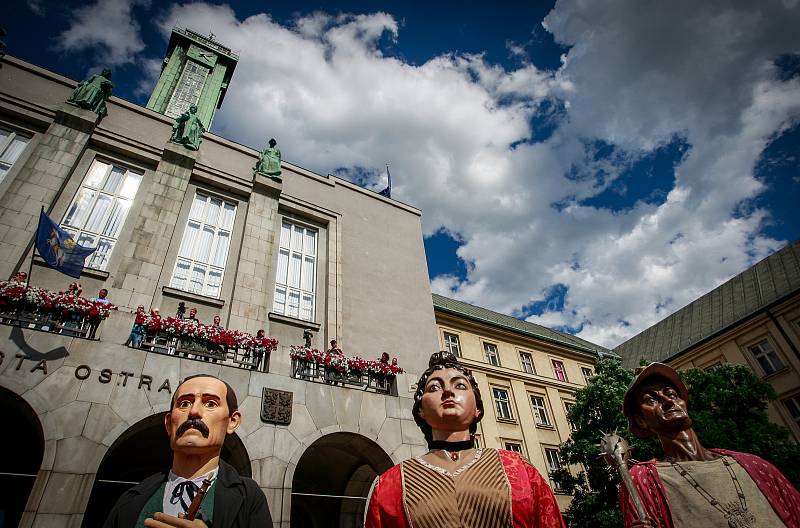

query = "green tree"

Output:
[[552, 359, 800, 527]]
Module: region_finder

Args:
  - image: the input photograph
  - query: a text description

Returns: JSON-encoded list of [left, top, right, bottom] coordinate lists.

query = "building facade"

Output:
[[432, 293, 613, 511], [614, 241, 800, 442], [0, 29, 439, 528]]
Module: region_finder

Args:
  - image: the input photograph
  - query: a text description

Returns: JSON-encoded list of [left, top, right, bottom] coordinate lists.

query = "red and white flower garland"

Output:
[[289, 346, 404, 377]]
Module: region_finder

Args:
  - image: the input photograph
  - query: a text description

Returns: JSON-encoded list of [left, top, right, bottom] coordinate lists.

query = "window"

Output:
[[273, 220, 317, 321], [703, 361, 723, 371], [530, 395, 551, 427], [444, 332, 461, 357], [580, 367, 593, 384], [519, 352, 535, 374], [492, 387, 513, 420], [0, 125, 30, 184], [544, 447, 564, 491], [170, 192, 236, 298], [552, 359, 567, 381], [61, 159, 143, 270], [564, 402, 578, 432], [748, 339, 785, 376], [166, 61, 209, 118], [473, 434, 482, 449], [484, 343, 500, 366], [504, 441, 523, 454], [784, 396, 800, 427]]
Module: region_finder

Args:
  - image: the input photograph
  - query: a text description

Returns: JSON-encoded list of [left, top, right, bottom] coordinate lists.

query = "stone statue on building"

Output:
[[170, 105, 205, 150], [253, 138, 282, 182], [303, 328, 313, 348], [66, 68, 113, 119]]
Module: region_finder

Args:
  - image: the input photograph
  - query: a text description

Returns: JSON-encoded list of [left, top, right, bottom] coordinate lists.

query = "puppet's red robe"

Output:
[[364, 449, 565, 528]]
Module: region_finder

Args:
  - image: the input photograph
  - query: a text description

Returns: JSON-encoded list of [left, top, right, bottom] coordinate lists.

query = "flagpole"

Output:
[[25, 206, 42, 292]]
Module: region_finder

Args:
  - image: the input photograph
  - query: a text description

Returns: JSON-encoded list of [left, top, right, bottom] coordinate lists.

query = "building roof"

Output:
[[614, 240, 800, 368], [432, 293, 616, 358]]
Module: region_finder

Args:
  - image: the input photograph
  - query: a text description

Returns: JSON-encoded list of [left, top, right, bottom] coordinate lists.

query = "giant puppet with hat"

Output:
[[616, 362, 800, 528]]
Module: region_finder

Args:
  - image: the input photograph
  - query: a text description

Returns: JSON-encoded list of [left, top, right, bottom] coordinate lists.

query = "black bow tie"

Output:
[[170, 480, 200, 512]]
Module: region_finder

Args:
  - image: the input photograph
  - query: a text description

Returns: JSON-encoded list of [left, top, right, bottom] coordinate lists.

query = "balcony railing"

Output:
[[1, 307, 102, 339], [137, 332, 271, 372], [290, 358, 393, 393]]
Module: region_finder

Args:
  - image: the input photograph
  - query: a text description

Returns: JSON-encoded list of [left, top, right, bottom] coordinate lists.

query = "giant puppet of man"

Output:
[[620, 362, 800, 528], [104, 374, 272, 527]]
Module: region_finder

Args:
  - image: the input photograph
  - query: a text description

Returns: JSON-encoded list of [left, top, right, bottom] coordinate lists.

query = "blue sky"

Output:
[[5, 0, 800, 347]]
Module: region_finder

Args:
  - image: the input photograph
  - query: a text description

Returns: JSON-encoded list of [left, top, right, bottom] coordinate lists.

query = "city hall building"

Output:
[[0, 28, 439, 527]]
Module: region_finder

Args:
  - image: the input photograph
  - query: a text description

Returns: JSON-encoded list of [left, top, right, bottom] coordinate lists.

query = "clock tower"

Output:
[[146, 27, 239, 130]]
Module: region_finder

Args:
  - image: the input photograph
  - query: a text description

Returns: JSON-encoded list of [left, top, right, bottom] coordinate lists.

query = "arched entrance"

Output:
[[0, 386, 44, 527], [291, 433, 393, 528], [81, 412, 251, 527]]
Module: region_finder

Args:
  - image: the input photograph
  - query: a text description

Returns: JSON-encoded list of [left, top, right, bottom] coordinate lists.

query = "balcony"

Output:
[[289, 347, 404, 394]]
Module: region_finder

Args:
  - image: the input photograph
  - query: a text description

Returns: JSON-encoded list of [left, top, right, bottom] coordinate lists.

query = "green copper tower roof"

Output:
[[146, 26, 239, 131]]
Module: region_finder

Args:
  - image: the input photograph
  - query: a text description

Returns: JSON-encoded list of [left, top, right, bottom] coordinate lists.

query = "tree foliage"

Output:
[[553, 359, 800, 527]]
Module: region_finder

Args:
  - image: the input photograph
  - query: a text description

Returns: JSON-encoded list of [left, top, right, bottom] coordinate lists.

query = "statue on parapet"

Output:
[[170, 105, 205, 151], [67, 68, 113, 119], [254, 138, 282, 182]]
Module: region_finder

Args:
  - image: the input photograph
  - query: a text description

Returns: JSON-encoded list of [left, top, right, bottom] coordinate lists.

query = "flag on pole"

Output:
[[35, 210, 96, 278], [378, 164, 392, 198]]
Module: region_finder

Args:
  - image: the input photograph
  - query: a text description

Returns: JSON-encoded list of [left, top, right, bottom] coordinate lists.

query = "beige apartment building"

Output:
[[432, 293, 613, 510], [0, 29, 439, 528], [615, 240, 800, 442]]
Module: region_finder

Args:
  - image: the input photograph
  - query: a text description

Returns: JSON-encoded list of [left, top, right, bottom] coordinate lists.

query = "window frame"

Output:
[[503, 440, 523, 455], [60, 158, 144, 271], [564, 401, 578, 432], [543, 446, 565, 492], [0, 124, 32, 185], [443, 331, 461, 357], [552, 359, 568, 382], [783, 395, 800, 428], [166, 59, 210, 119], [169, 191, 237, 299], [519, 351, 535, 374], [492, 386, 514, 421], [746, 338, 786, 376], [580, 366, 593, 384], [484, 342, 500, 366], [272, 218, 319, 322], [529, 394, 552, 427]]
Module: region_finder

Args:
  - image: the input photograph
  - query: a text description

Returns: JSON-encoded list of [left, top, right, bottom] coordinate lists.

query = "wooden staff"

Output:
[[185, 477, 213, 521], [599, 433, 647, 521]]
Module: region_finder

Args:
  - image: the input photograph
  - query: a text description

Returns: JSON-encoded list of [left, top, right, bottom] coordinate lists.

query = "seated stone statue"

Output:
[[67, 68, 113, 119], [253, 138, 282, 182], [170, 105, 205, 151]]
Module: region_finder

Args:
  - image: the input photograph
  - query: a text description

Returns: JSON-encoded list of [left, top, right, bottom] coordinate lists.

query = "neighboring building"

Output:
[[0, 29, 438, 528], [614, 241, 800, 442], [432, 293, 614, 511]]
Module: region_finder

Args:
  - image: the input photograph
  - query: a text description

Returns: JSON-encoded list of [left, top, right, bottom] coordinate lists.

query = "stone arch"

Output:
[[0, 386, 45, 527], [288, 431, 393, 528], [81, 412, 251, 527]]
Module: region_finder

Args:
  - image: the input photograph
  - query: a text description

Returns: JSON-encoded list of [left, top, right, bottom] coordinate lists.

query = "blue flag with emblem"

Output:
[[35, 210, 96, 278]]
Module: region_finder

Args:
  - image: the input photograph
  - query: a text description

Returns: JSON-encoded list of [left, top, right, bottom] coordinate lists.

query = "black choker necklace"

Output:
[[428, 439, 475, 461]]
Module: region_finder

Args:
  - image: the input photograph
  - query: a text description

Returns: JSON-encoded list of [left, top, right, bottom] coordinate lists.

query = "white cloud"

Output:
[[148, 2, 799, 348], [27, 0, 45, 16], [56, 0, 150, 65]]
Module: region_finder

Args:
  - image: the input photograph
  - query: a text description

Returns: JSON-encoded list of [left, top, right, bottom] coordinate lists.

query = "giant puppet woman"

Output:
[[364, 351, 565, 528]]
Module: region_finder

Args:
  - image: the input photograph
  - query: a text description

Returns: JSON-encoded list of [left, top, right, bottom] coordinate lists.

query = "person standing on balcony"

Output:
[[365, 350, 565, 528], [187, 307, 199, 323], [125, 305, 146, 348], [87, 288, 114, 339], [103, 374, 272, 527], [327, 339, 343, 356]]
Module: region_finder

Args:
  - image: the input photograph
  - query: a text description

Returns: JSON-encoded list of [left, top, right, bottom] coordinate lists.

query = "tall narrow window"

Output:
[[273, 220, 317, 321], [61, 159, 143, 270], [530, 395, 552, 426], [748, 339, 785, 376], [783, 396, 800, 428], [170, 192, 236, 298], [580, 367, 593, 384], [564, 402, 578, 432], [544, 447, 564, 491], [0, 125, 31, 185], [444, 332, 461, 357], [484, 343, 500, 366], [492, 387, 513, 420], [166, 61, 209, 118], [520, 352, 535, 374], [504, 441, 522, 454], [552, 359, 567, 382]]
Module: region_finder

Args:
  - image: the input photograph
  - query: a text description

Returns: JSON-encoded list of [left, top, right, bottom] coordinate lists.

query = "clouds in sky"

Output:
[[55, 0, 150, 65], [56, 0, 800, 348]]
